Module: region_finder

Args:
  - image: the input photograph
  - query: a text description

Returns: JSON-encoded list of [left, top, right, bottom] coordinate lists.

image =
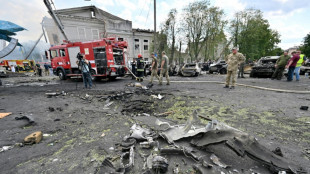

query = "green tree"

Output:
[[182, 0, 227, 62], [300, 33, 310, 57], [182, 0, 210, 62], [163, 9, 177, 64], [230, 9, 280, 60]]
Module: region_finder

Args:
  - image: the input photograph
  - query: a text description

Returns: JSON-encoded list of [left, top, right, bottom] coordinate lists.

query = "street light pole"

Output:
[[154, 0, 157, 54]]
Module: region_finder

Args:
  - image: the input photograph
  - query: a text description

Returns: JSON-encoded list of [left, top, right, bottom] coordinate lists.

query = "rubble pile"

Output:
[[95, 110, 306, 174]]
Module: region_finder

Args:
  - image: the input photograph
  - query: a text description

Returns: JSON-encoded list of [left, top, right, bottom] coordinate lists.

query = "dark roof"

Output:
[[55, 5, 126, 21]]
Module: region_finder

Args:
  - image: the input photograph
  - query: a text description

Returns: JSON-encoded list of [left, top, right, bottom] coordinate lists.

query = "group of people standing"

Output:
[[224, 47, 309, 90], [131, 51, 170, 85], [272, 50, 307, 81]]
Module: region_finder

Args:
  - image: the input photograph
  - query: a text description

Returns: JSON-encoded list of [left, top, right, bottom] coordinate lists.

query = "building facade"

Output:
[[42, 6, 153, 61]]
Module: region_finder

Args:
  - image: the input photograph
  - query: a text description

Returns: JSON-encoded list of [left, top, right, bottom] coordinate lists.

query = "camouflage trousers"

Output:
[[159, 68, 170, 85], [150, 69, 159, 83], [226, 70, 237, 86]]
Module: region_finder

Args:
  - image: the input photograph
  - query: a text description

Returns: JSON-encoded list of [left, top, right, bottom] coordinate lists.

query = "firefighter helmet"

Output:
[[138, 54, 142, 58]]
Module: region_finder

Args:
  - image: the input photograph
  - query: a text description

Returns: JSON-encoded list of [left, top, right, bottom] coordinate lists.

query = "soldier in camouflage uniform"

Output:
[[150, 52, 160, 84], [224, 47, 246, 89], [159, 51, 170, 85]]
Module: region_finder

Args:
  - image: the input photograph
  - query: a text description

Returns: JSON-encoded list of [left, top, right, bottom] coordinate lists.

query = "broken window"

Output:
[[134, 39, 139, 50], [144, 45, 148, 51], [59, 49, 66, 57], [50, 50, 58, 59], [91, 10, 95, 18]]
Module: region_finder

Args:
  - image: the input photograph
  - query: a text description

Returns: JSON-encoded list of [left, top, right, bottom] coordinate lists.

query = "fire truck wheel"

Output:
[[57, 69, 66, 80]]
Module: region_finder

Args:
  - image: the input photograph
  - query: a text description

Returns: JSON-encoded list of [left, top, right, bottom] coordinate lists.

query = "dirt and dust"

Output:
[[0, 74, 309, 173]]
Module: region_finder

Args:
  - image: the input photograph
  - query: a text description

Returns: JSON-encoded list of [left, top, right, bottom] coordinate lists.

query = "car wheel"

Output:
[[250, 71, 255, 78], [219, 69, 227, 74], [57, 69, 66, 80]]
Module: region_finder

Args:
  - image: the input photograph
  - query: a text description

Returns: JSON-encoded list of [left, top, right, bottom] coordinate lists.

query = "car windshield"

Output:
[[185, 64, 196, 68]]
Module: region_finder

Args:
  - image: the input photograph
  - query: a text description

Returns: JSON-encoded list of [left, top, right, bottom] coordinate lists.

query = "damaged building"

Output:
[[42, 5, 153, 61]]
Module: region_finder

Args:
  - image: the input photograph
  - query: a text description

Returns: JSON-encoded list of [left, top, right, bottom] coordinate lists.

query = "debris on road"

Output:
[[151, 94, 164, 99], [210, 154, 230, 168], [0, 145, 14, 152], [97, 109, 306, 173], [300, 106, 308, 111], [0, 112, 12, 119], [15, 115, 35, 126], [24, 131, 43, 145]]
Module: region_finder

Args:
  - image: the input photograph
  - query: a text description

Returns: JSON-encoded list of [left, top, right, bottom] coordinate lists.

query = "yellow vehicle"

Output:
[[0, 60, 36, 72]]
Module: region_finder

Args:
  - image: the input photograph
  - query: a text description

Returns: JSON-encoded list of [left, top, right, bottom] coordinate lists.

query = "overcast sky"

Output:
[[1, 0, 309, 50]]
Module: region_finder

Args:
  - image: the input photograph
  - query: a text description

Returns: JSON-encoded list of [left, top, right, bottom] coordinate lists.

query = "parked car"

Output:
[[180, 63, 201, 77], [300, 59, 310, 75], [198, 63, 209, 71], [250, 56, 279, 78], [209, 60, 227, 74], [0, 66, 8, 77]]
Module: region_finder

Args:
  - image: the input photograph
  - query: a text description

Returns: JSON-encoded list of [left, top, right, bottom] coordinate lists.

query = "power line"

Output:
[[138, 0, 148, 18], [145, 0, 152, 27]]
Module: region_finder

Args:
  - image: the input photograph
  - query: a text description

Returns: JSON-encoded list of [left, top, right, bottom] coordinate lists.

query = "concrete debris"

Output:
[[210, 154, 230, 168], [173, 164, 179, 174], [103, 102, 114, 109], [43, 134, 52, 137], [0, 146, 14, 152], [46, 91, 66, 97], [151, 94, 164, 99], [24, 131, 43, 145], [142, 113, 150, 117], [134, 83, 142, 87]]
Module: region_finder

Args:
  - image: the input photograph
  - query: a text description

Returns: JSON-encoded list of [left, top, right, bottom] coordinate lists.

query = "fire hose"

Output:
[[157, 80, 310, 94]]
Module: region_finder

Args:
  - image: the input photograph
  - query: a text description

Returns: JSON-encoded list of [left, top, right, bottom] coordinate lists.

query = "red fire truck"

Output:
[[48, 38, 128, 80]]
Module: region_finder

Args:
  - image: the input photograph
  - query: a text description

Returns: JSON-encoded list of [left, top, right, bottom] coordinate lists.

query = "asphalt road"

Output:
[[0, 73, 309, 173]]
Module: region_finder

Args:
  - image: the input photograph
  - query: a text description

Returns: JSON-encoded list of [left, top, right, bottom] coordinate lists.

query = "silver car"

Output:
[[180, 63, 201, 77]]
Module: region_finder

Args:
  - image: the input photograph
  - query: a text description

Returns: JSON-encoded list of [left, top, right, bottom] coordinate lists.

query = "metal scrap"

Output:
[[130, 124, 154, 140], [152, 155, 169, 173], [210, 154, 229, 169], [158, 111, 207, 143]]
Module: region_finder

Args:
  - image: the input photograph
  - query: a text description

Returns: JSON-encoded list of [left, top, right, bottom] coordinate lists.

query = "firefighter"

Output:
[[131, 59, 136, 79], [136, 54, 144, 81]]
